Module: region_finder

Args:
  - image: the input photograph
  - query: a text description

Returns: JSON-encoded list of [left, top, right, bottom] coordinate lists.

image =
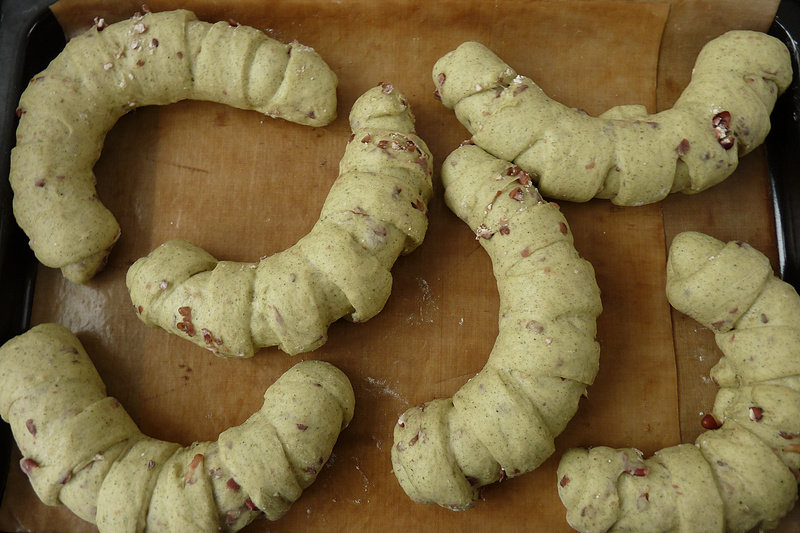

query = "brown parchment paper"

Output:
[[2, 0, 798, 531]]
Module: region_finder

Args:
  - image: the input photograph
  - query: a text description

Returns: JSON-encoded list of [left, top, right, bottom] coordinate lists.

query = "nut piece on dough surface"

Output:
[[0, 323, 355, 531], [10, 8, 338, 283]]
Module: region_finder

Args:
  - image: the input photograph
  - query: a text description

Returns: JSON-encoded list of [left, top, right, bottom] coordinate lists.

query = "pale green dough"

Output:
[[0, 323, 141, 506], [653, 444, 724, 532], [9, 9, 338, 283], [697, 423, 796, 532], [391, 144, 601, 509], [558, 447, 641, 532], [13, 395, 141, 506], [145, 445, 219, 532], [557, 232, 800, 532], [59, 440, 136, 523], [713, 385, 800, 471], [96, 437, 180, 532], [127, 84, 433, 357], [0, 324, 355, 532], [432, 31, 791, 206], [666, 235, 772, 332], [219, 410, 303, 521], [558, 443, 728, 533]]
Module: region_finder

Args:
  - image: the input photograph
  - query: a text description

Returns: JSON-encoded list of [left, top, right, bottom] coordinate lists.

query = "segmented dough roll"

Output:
[[558, 232, 799, 533], [432, 31, 791, 206], [127, 84, 433, 357], [10, 8, 338, 283], [0, 323, 355, 531], [391, 144, 601, 509]]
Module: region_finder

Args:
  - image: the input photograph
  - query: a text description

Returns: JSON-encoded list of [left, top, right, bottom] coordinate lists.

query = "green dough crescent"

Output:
[[126, 83, 433, 357], [10, 8, 338, 284], [557, 232, 799, 533], [391, 143, 602, 509], [432, 31, 791, 205], [0, 323, 355, 532]]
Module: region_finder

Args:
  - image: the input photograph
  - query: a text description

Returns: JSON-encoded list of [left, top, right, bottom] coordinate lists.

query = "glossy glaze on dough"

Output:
[[127, 84, 433, 357], [432, 31, 791, 205], [0, 323, 355, 531], [558, 232, 799, 533], [10, 9, 338, 283], [391, 144, 601, 509]]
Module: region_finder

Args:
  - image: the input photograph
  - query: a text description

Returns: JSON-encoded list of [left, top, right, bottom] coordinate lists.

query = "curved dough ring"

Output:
[[558, 232, 799, 533], [432, 31, 791, 205], [10, 9, 338, 283], [0, 323, 355, 531], [127, 84, 433, 357], [391, 144, 602, 509]]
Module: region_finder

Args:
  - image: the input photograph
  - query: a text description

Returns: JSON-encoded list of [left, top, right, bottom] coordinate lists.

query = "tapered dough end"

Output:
[[432, 41, 517, 109], [0, 324, 145, 509], [557, 447, 630, 533], [127, 239, 218, 324], [666, 231, 772, 332], [391, 399, 477, 510], [349, 83, 416, 133], [0, 324, 355, 529], [145, 447, 220, 532], [263, 41, 338, 126], [343, 83, 434, 252], [712, 384, 800, 472], [275, 359, 356, 430], [58, 439, 135, 523], [0, 323, 105, 418], [249, 250, 333, 356], [219, 360, 354, 520]]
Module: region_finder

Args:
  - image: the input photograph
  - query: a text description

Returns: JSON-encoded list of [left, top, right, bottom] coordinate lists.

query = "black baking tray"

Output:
[[0, 0, 63, 508], [1, 0, 800, 521], [768, 0, 800, 289]]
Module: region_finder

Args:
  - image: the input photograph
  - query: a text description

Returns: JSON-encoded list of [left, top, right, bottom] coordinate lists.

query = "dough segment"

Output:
[[558, 232, 799, 532], [10, 8, 338, 283], [432, 31, 791, 205], [0, 323, 355, 532], [391, 144, 602, 509], [127, 83, 433, 357]]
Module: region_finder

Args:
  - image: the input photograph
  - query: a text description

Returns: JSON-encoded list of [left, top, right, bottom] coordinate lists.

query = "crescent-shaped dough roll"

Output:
[[432, 31, 791, 206], [391, 144, 602, 509], [0, 323, 355, 531], [127, 84, 433, 357], [10, 8, 338, 284], [558, 232, 799, 533]]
